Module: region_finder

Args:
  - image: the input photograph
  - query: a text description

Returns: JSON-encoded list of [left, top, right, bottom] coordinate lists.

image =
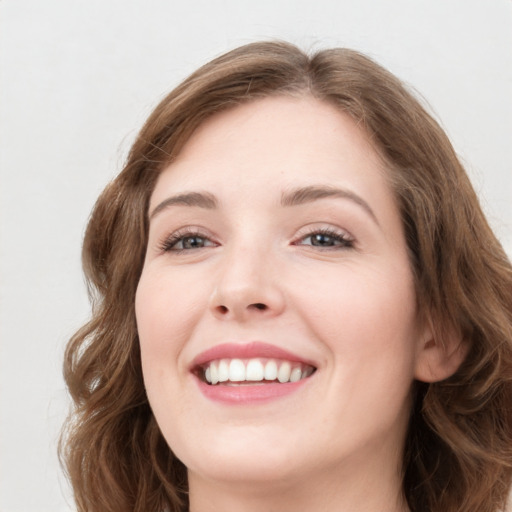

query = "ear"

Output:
[[414, 315, 468, 383]]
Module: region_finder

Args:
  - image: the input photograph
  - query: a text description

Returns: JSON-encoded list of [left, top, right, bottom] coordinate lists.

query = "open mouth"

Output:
[[195, 358, 316, 385]]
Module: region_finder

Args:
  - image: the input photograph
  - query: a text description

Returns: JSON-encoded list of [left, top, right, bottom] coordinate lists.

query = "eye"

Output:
[[160, 229, 217, 253], [296, 228, 354, 249]]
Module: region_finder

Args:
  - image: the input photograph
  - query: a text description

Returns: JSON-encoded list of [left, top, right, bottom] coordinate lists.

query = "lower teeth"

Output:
[[222, 380, 280, 386], [208, 377, 311, 386]]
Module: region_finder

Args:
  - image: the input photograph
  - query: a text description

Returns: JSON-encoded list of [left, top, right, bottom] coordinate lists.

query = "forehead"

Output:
[[150, 95, 394, 214]]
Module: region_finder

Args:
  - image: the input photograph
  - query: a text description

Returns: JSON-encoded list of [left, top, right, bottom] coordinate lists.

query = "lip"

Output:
[[190, 341, 315, 368], [190, 341, 317, 405], [195, 378, 310, 404]]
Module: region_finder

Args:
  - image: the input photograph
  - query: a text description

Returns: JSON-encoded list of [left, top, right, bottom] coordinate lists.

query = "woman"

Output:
[[61, 41, 512, 512]]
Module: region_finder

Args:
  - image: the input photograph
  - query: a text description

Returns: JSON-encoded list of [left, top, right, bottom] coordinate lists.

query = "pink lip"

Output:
[[190, 341, 314, 368], [190, 341, 316, 405], [195, 378, 309, 405]]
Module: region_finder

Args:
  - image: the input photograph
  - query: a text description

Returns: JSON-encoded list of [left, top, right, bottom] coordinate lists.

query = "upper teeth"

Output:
[[203, 358, 314, 385]]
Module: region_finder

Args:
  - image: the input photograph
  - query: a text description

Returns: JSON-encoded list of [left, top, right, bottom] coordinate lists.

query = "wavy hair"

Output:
[[60, 41, 512, 512]]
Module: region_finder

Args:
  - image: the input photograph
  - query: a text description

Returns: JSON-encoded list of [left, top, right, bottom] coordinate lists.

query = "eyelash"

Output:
[[293, 227, 354, 250], [159, 228, 216, 253], [159, 227, 355, 253]]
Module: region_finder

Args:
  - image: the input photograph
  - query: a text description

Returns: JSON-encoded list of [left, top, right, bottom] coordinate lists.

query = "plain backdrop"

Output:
[[1, 1, 511, 511]]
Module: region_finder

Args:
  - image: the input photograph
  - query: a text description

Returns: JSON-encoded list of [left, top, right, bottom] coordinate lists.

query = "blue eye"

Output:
[[174, 235, 209, 250], [299, 229, 354, 249], [161, 231, 216, 252]]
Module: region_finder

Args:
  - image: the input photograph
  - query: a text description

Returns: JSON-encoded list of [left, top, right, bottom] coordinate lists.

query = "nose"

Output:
[[208, 246, 285, 322]]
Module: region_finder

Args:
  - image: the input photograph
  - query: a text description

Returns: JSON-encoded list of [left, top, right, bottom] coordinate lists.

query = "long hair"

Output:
[[60, 41, 512, 512]]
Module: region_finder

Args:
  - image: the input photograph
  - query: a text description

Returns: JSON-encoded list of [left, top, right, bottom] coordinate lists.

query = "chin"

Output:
[[187, 454, 306, 489], [173, 426, 310, 485]]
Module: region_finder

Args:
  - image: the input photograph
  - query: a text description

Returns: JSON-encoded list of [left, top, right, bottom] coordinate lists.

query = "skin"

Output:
[[135, 95, 445, 512]]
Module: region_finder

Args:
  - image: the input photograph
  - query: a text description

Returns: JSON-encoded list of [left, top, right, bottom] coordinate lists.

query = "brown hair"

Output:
[[61, 41, 512, 512]]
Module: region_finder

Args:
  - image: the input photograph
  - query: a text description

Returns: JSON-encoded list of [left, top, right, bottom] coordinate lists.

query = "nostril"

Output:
[[213, 302, 269, 316]]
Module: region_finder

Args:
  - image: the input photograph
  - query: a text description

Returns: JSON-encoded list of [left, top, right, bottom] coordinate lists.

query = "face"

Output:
[[136, 96, 428, 490]]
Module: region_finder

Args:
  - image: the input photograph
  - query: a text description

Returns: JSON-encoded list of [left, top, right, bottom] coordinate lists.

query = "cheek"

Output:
[[135, 268, 208, 429], [294, 261, 419, 370], [135, 267, 208, 370]]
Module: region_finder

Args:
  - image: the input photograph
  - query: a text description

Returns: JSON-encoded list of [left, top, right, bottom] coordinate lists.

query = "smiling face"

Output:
[[135, 95, 428, 501]]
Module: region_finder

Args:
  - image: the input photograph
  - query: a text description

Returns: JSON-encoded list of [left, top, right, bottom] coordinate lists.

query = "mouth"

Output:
[[195, 358, 316, 385], [190, 342, 317, 403]]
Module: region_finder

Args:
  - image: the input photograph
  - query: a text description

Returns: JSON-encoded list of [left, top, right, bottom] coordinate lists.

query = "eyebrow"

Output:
[[281, 185, 379, 225], [149, 185, 378, 225], [150, 191, 218, 219]]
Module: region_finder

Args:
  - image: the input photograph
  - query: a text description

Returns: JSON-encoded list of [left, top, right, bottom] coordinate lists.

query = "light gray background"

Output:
[[1, 1, 511, 511]]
